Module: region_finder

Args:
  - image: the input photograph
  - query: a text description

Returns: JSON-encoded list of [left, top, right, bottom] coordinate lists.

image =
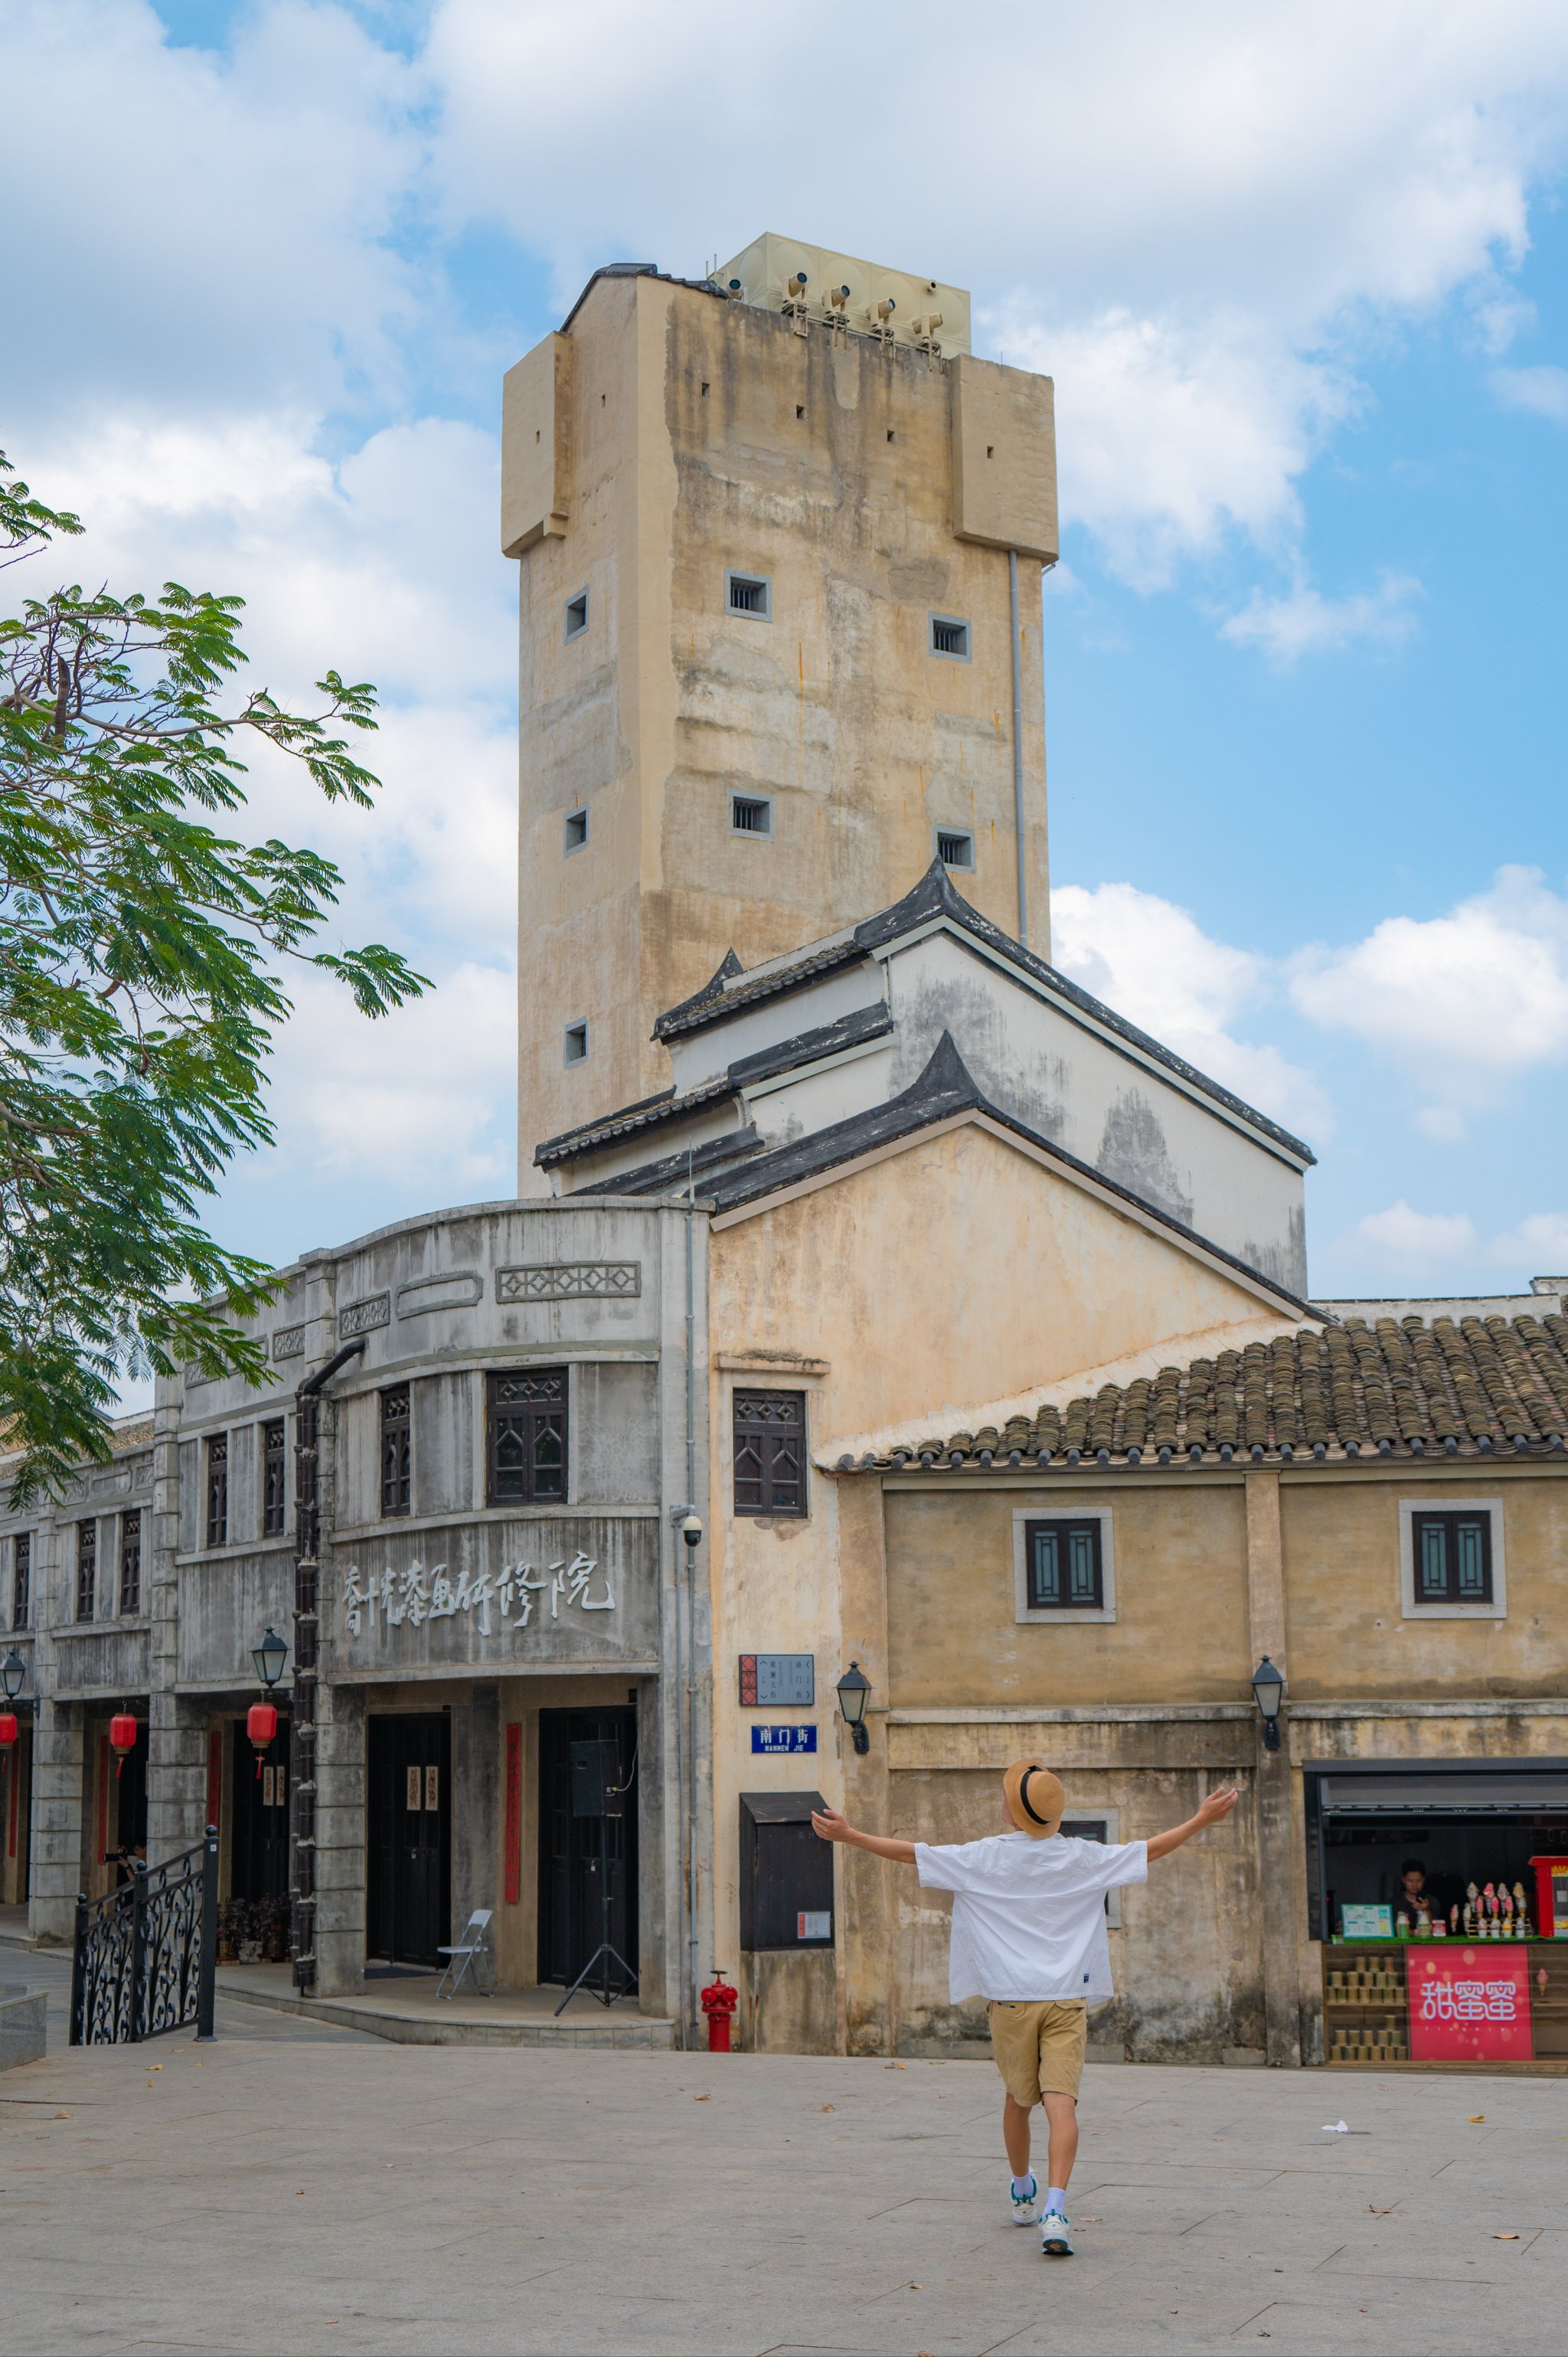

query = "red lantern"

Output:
[[109, 1712, 138, 1779], [0, 1713, 17, 1751], [247, 1701, 278, 1779]]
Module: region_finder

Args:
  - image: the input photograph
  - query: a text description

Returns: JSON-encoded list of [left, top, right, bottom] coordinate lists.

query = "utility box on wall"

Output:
[[739, 1790, 834, 1950]]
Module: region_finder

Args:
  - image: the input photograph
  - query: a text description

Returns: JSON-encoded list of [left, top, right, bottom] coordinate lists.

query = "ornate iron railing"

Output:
[[70, 1825, 218, 2045]]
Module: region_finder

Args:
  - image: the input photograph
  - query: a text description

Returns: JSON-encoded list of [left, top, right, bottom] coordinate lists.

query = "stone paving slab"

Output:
[[2, 2033, 1563, 2356]]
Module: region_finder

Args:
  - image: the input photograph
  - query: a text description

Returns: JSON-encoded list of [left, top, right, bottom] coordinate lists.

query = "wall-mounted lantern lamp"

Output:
[[1, 1647, 24, 1705], [836, 1660, 871, 1756], [1251, 1655, 1285, 1752], [252, 1625, 289, 1692]]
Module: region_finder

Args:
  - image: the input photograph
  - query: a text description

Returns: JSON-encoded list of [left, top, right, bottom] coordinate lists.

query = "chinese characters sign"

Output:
[[341, 1553, 615, 1645], [1406, 1947, 1533, 2063], [751, 1724, 818, 1754]]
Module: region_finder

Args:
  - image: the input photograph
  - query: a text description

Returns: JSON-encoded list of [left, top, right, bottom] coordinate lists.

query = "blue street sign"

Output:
[[751, 1724, 818, 1754]]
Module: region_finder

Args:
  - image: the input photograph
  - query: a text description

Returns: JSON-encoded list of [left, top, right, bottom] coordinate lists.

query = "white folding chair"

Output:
[[435, 1908, 494, 1999]]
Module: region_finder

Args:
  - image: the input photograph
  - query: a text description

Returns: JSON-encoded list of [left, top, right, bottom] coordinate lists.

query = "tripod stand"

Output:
[[555, 1738, 639, 2015]]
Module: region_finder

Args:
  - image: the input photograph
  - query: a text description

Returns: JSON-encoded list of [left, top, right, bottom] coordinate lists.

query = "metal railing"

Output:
[[69, 1825, 218, 2045]]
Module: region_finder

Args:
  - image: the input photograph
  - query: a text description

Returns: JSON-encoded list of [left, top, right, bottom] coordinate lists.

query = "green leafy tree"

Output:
[[0, 453, 429, 1501]]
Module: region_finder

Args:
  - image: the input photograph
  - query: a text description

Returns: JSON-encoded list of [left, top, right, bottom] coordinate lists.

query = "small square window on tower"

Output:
[[929, 613, 971, 660], [564, 590, 589, 641], [563, 1019, 590, 1067], [730, 792, 773, 838], [564, 806, 589, 854], [936, 826, 975, 871], [725, 570, 772, 619]]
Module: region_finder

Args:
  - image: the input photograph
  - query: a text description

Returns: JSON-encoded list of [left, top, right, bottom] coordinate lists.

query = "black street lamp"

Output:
[[1, 1648, 24, 1705], [252, 1625, 289, 1693], [836, 1660, 871, 1756], [1251, 1655, 1285, 1752]]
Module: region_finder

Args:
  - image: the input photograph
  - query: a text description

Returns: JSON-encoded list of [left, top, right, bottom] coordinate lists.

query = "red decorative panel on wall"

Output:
[[207, 1727, 223, 1831], [505, 1723, 522, 1905], [96, 1734, 109, 1865], [5, 1751, 17, 1859]]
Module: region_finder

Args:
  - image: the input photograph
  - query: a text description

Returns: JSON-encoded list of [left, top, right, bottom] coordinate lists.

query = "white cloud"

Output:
[[1220, 571, 1423, 666], [426, 0, 1568, 580], [1290, 867, 1568, 1120], [1491, 364, 1568, 423], [1049, 880, 1333, 1142], [1488, 1212, 1568, 1270], [256, 960, 516, 1187], [1355, 1201, 1478, 1261]]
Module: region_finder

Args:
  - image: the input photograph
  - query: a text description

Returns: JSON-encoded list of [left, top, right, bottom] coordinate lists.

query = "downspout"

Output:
[[289, 1335, 364, 1993], [684, 1153, 699, 2048], [1008, 548, 1027, 947]]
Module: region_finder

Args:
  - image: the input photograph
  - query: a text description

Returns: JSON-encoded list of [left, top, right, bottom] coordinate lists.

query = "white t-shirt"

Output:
[[914, 1831, 1148, 2005]]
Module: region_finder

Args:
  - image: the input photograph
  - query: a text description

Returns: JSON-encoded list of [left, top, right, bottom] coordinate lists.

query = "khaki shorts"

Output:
[[988, 1999, 1088, 2104]]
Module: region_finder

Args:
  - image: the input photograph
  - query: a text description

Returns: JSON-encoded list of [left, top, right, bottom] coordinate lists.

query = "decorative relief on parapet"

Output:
[[272, 1325, 307, 1361], [395, 1271, 484, 1320], [185, 1364, 220, 1391], [495, 1263, 642, 1304], [338, 1293, 391, 1339]]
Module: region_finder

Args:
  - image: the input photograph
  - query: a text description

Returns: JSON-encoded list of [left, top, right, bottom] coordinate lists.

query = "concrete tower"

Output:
[[501, 236, 1058, 1185]]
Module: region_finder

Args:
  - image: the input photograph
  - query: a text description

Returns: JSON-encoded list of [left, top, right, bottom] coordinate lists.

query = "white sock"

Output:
[[1011, 2174, 1034, 2197], [1047, 2185, 1068, 2213]]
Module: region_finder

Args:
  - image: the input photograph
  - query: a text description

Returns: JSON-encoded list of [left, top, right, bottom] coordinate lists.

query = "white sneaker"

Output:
[[1008, 2173, 1040, 2226], [1040, 2208, 1074, 2257]]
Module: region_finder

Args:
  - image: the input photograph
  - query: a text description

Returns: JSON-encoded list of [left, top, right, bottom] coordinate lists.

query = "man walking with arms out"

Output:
[[813, 1762, 1239, 2257]]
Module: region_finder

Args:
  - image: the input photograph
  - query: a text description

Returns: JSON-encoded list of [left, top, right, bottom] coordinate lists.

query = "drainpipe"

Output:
[[1008, 548, 1027, 947], [289, 1336, 364, 1993], [684, 1158, 700, 2048]]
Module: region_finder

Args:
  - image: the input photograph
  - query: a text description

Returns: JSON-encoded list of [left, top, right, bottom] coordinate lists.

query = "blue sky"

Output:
[[7, 0, 1568, 1322]]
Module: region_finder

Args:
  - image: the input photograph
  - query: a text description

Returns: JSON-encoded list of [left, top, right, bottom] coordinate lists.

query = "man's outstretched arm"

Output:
[[1146, 1784, 1240, 1862], [812, 1806, 916, 1864]]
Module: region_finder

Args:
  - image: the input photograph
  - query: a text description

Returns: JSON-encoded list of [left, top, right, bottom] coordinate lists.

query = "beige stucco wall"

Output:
[[511, 276, 1054, 1177], [1280, 1470, 1568, 1700]]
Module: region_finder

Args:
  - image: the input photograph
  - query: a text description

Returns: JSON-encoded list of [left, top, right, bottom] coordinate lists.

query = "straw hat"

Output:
[[1003, 1759, 1065, 1837]]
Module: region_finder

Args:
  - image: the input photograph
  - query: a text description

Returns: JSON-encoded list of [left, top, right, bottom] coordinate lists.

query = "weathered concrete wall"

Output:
[[511, 273, 1053, 1172]]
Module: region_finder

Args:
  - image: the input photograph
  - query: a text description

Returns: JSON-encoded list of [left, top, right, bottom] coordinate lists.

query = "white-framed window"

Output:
[[730, 792, 773, 838], [929, 613, 971, 660], [1060, 1808, 1125, 1927], [1012, 1506, 1116, 1625], [1398, 1498, 1505, 1620], [564, 806, 589, 855], [935, 826, 975, 871], [725, 570, 772, 620], [564, 589, 589, 641], [563, 1020, 590, 1067]]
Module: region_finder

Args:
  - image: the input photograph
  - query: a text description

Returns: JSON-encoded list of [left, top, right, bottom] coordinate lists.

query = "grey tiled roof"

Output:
[[650, 861, 1315, 1165], [834, 1313, 1568, 1473]]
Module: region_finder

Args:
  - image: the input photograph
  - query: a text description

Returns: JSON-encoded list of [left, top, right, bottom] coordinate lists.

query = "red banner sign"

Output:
[[1406, 1945, 1533, 2063]]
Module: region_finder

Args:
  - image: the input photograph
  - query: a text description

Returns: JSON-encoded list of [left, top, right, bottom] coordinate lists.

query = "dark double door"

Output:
[[538, 1708, 638, 1987], [230, 1717, 290, 1901], [368, 1713, 451, 1967]]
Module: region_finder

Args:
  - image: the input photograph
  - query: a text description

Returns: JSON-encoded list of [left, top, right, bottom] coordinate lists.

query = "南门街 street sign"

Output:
[[751, 1724, 818, 1754]]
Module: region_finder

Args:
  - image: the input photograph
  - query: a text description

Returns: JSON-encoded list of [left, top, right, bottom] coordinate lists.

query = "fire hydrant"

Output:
[[700, 1969, 738, 2053]]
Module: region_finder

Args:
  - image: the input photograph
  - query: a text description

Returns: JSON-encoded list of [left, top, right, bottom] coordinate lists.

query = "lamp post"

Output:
[[1251, 1655, 1285, 1752], [836, 1661, 871, 1757]]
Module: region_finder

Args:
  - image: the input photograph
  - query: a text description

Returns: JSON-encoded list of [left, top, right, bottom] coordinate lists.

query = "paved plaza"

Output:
[[2, 1951, 1563, 2357]]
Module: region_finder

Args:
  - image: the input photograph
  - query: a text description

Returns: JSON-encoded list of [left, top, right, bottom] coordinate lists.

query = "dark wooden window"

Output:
[[263, 1419, 288, 1537], [76, 1521, 96, 1622], [1024, 1518, 1104, 1610], [205, 1433, 228, 1548], [381, 1385, 411, 1518], [733, 1391, 807, 1518], [1413, 1509, 1493, 1604], [119, 1510, 142, 1616], [12, 1532, 30, 1629], [486, 1370, 567, 1505]]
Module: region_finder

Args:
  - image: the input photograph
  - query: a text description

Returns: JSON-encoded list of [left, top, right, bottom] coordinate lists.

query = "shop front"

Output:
[[1306, 1758, 1568, 2068]]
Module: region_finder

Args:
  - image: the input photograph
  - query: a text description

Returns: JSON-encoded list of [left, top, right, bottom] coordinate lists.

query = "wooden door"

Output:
[[367, 1714, 451, 1966]]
